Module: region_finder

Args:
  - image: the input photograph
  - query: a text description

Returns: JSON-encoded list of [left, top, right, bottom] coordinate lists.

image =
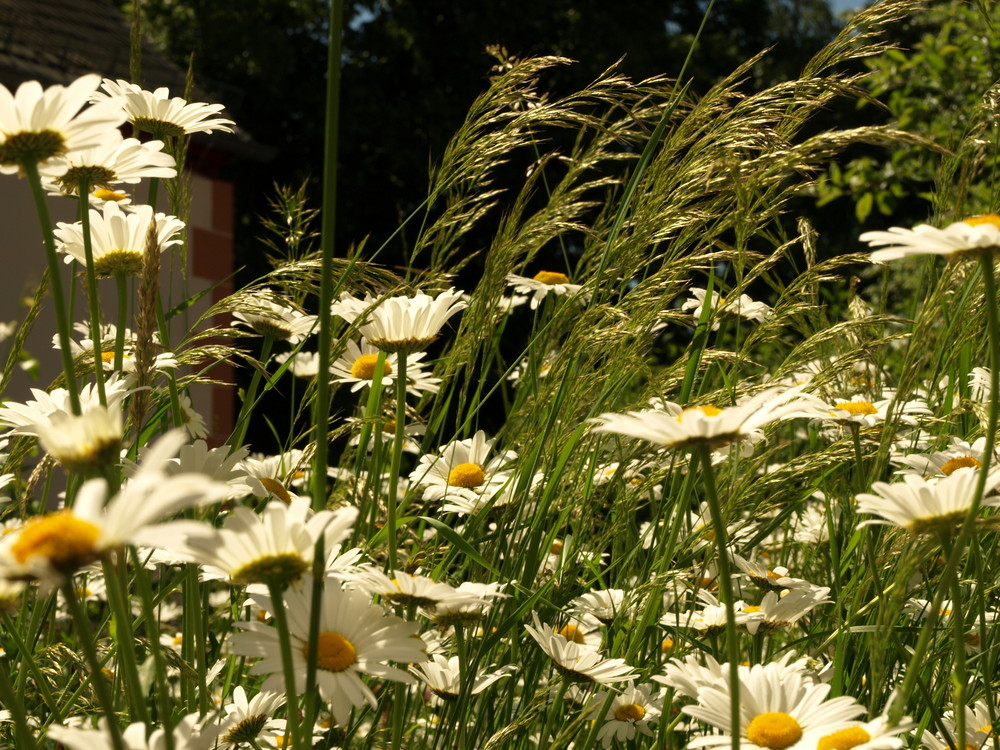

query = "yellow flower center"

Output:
[[93, 249, 144, 278], [941, 456, 981, 475], [9, 511, 101, 572], [549, 540, 564, 555], [817, 726, 871, 750], [678, 404, 722, 421], [448, 462, 486, 488], [742, 605, 762, 613], [556, 624, 586, 644], [533, 270, 570, 285], [230, 552, 310, 586], [382, 420, 397, 435], [351, 353, 390, 380], [661, 637, 674, 653], [614, 703, 646, 722], [100, 351, 116, 364], [92, 188, 129, 202], [312, 631, 357, 672], [833, 401, 877, 416], [745, 712, 803, 750], [258, 477, 293, 504], [0, 129, 66, 167], [964, 214, 1000, 230]]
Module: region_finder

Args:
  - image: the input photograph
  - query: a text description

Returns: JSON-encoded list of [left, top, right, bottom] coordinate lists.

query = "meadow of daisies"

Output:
[[1, 2, 1000, 749]]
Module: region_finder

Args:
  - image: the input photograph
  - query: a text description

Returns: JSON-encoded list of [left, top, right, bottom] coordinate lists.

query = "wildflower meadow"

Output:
[[1, 1, 999, 749]]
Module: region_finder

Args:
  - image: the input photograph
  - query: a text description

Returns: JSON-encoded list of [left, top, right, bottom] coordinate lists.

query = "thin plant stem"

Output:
[[99, 557, 149, 724], [61, 581, 126, 750], [386, 349, 408, 573], [24, 160, 81, 414], [695, 444, 741, 750], [311, 0, 344, 513], [267, 581, 303, 750], [131, 548, 176, 750], [77, 179, 108, 405], [115, 272, 129, 372]]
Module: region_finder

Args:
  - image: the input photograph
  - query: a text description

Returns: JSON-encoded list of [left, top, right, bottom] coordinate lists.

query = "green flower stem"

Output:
[[131, 549, 175, 750], [231, 335, 275, 448], [890, 254, 1000, 724], [267, 581, 303, 750], [0, 661, 39, 750], [186, 564, 210, 716], [385, 350, 408, 573], [100, 558, 149, 724], [114, 272, 129, 372], [301, 546, 326, 750], [24, 160, 81, 414], [77, 179, 108, 406], [943, 532, 967, 750], [353, 353, 388, 538], [311, 0, 344, 514], [61, 581, 126, 750], [695, 444, 741, 750], [541, 678, 569, 747]]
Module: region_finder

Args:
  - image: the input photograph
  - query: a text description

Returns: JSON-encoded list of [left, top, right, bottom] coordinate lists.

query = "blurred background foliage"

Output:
[[118, 0, 862, 274]]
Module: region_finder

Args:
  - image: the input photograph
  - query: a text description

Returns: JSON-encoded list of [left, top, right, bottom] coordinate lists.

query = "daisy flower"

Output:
[[795, 715, 914, 750], [218, 686, 286, 749], [587, 683, 663, 747], [410, 654, 514, 700], [48, 713, 229, 750], [0, 375, 130, 436], [331, 338, 441, 395], [506, 271, 589, 309], [274, 349, 321, 378], [232, 294, 317, 343], [155, 498, 357, 586], [823, 394, 930, 430], [681, 288, 773, 330], [44, 137, 177, 193], [230, 577, 426, 726], [740, 587, 831, 635], [524, 612, 637, 685], [427, 581, 508, 626], [919, 701, 996, 750], [330, 288, 467, 353], [855, 466, 1000, 534], [592, 387, 825, 452], [0, 431, 230, 587], [569, 589, 627, 624], [731, 553, 813, 591], [55, 201, 185, 277], [0, 74, 125, 175], [34, 404, 122, 472], [408, 430, 518, 509], [661, 589, 760, 636], [860, 214, 1000, 262], [162, 439, 253, 499], [57, 321, 177, 373], [92, 78, 235, 137], [683, 659, 866, 750], [345, 568, 483, 612], [892, 437, 992, 479]]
